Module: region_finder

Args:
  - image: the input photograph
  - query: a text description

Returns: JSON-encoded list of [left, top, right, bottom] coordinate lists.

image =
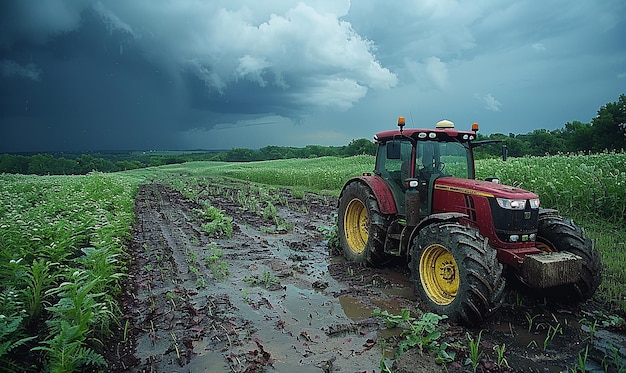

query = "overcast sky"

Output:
[[1, 0, 624, 152]]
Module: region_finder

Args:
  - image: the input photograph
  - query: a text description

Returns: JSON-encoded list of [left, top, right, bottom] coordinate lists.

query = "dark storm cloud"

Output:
[[0, 0, 396, 151], [1, 1, 624, 152]]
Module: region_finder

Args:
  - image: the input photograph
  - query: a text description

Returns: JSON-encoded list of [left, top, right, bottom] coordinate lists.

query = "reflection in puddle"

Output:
[[338, 296, 375, 321]]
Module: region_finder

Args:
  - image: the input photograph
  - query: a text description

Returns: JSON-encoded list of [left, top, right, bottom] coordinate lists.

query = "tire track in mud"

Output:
[[120, 183, 397, 372]]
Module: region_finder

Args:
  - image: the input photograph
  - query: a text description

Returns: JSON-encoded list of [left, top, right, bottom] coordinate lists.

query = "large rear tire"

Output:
[[536, 211, 602, 301], [337, 181, 389, 266], [410, 222, 505, 326]]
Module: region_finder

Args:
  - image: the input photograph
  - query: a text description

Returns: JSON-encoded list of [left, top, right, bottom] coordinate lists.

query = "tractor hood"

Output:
[[434, 177, 538, 200]]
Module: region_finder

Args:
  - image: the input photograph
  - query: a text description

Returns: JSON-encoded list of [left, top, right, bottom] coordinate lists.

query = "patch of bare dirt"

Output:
[[99, 180, 625, 373]]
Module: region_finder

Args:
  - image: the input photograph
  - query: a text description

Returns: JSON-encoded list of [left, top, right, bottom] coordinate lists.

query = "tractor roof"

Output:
[[374, 127, 478, 144]]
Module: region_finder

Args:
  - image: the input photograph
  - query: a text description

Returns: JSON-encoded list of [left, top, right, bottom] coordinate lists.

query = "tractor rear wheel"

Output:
[[338, 181, 389, 266], [410, 222, 505, 326], [536, 211, 601, 301]]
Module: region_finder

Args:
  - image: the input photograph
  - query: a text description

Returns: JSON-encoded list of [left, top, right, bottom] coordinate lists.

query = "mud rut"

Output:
[[104, 181, 625, 373]]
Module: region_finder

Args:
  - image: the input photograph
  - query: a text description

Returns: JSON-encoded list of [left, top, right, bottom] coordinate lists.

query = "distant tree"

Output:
[[505, 137, 531, 157], [344, 138, 376, 156], [27, 154, 56, 175], [0, 154, 30, 174], [591, 94, 626, 152], [77, 154, 97, 173], [225, 148, 256, 162], [563, 120, 593, 153], [258, 145, 285, 160], [517, 129, 566, 156]]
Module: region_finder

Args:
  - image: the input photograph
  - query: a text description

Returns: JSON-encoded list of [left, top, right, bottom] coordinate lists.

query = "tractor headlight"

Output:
[[529, 198, 540, 209], [496, 198, 527, 210]]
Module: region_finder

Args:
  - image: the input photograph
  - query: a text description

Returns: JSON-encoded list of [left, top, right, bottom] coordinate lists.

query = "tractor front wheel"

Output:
[[338, 181, 389, 266], [410, 222, 505, 326], [536, 211, 602, 301]]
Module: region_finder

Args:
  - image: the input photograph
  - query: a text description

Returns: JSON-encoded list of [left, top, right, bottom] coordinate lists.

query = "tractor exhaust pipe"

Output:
[[405, 178, 420, 226]]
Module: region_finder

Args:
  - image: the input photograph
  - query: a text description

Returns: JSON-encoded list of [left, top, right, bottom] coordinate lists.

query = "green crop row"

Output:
[[0, 172, 136, 372]]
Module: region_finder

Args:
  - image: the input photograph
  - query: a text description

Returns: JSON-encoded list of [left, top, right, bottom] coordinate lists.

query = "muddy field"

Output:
[[101, 180, 625, 372]]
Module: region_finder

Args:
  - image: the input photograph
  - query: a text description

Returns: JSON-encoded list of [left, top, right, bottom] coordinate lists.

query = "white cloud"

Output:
[[425, 57, 448, 90], [92, 1, 134, 35], [474, 93, 501, 112], [300, 78, 369, 110], [98, 1, 397, 111], [404, 56, 448, 91], [236, 55, 272, 87], [532, 43, 546, 51]]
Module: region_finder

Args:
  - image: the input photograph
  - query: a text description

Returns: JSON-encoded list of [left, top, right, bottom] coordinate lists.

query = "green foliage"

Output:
[[205, 243, 230, 281], [244, 271, 280, 289], [372, 309, 450, 360], [0, 289, 36, 368], [476, 151, 626, 225], [33, 320, 107, 372], [263, 202, 277, 219], [465, 330, 483, 373], [493, 343, 509, 368], [344, 138, 376, 156], [319, 219, 340, 251], [198, 205, 233, 238], [0, 172, 135, 371], [591, 93, 626, 152], [22, 258, 55, 321], [474, 94, 626, 158]]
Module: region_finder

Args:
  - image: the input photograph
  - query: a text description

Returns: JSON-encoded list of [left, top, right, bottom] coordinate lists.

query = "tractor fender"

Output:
[[340, 176, 397, 215], [404, 212, 468, 257]]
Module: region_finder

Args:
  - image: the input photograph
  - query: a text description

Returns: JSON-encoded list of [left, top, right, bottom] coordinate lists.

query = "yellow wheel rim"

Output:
[[419, 244, 459, 305], [344, 198, 369, 254]]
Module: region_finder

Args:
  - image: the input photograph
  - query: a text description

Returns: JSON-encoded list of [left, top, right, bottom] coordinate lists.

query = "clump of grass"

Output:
[[466, 330, 483, 373], [493, 343, 509, 368], [244, 271, 280, 290], [263, 202, 277, 220], [197, 205, 233, 238], [205, 243, 230, 281]]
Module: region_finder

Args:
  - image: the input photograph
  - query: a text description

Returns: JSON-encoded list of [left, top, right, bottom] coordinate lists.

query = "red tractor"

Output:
[[337, 117, 602, 326]]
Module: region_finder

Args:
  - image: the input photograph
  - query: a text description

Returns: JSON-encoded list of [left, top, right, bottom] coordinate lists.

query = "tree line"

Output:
[[1, 94, 623, 175], [475, 94, 625, 158]]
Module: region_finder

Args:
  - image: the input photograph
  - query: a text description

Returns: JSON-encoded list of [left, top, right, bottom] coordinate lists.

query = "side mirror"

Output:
[[387, 141, 401, 159]]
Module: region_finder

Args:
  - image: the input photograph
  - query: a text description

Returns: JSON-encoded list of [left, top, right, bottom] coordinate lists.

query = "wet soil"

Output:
[[102, 180, 626, 372]]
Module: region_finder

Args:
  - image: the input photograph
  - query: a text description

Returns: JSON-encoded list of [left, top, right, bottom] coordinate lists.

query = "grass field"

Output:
[[1, 151, 625, 372]]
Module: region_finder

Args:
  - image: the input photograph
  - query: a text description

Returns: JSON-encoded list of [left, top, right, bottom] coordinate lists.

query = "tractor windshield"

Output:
[[418, 140, 472, 179]]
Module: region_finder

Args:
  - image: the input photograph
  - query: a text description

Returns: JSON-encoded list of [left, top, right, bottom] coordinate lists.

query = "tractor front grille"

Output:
[[488, 199, 538, 243]]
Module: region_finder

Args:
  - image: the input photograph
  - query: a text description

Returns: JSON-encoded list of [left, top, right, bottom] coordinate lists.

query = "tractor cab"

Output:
[[373, 118, 476, 217]]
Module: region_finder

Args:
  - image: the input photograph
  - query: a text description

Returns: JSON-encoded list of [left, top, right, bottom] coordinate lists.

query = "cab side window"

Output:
[[377, 140, 412, 190]]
